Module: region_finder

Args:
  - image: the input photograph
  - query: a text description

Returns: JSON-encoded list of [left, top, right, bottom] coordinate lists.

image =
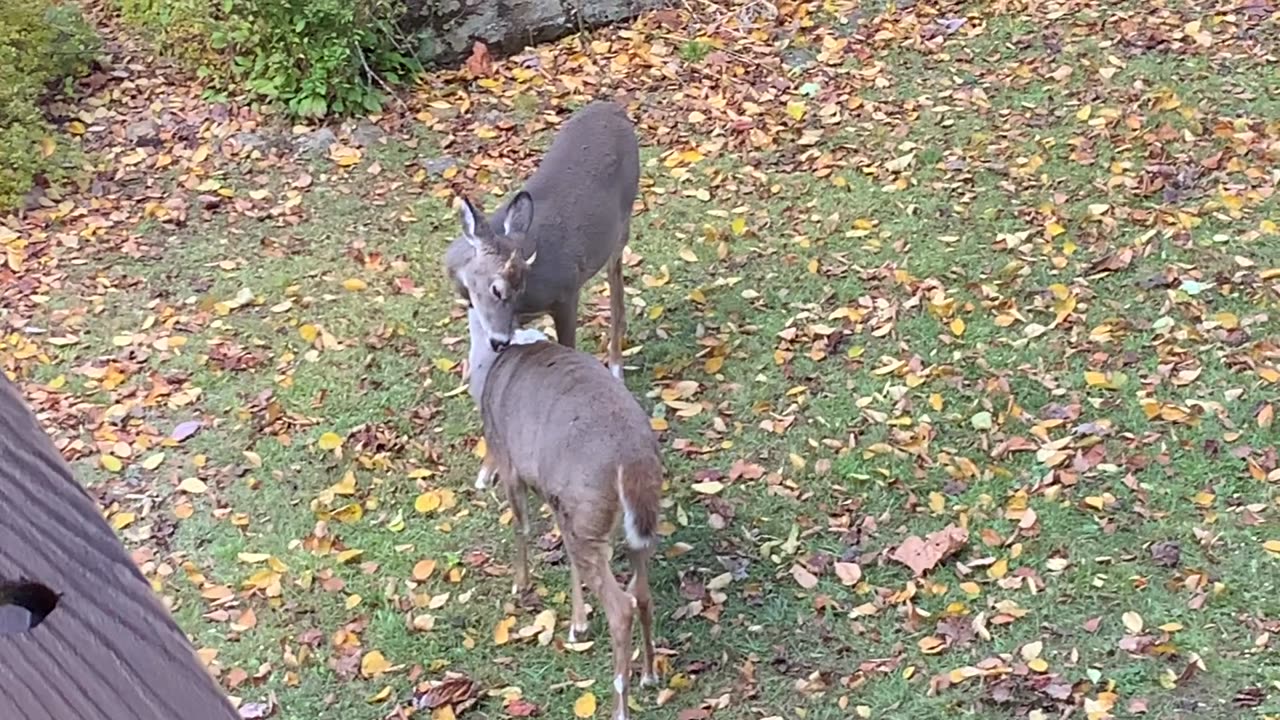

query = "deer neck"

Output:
[[467, 309, 498, 405]]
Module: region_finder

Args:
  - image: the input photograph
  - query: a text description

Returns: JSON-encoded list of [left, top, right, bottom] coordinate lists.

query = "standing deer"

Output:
[[467, 312, 663, 720], [444, 100, 640, 379]]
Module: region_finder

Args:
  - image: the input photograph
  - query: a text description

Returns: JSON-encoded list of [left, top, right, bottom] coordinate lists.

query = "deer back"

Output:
[[494, 101, 640, 312], [479, 341, 659, 508]]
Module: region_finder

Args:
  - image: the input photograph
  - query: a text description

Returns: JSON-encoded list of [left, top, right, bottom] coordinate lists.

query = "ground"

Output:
[[3, 1, 1280, 719]]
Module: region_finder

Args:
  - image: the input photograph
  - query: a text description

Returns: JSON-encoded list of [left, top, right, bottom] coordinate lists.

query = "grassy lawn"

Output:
[[3, 1, 1280, 719]]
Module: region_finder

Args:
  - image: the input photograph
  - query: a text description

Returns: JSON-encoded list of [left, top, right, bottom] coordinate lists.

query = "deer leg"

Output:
[[574, 538, 635, 720], [560, 524, 590, 641], [550, 297, 578, 349], [606, 252, 626, 381], [627, 548, 657, 686], [474, 451, 496, 490], [504, 475, 531, 595]]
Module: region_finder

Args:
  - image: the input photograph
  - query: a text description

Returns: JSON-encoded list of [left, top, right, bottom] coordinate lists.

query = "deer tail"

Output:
[[617, 462, 660, 551]]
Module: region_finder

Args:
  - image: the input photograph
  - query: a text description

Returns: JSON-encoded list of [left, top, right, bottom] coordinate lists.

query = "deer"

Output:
[[444, 100, 640, 380], [466, 311, 663, 720]]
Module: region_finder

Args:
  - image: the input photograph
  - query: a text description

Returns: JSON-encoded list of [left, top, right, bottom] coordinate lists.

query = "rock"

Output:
[[231, 132, 270, 151], [351, 121, 385, 148], [126, 119, 160, 145], [405, 0, 671, 66], [780, 47, 817, 69], [424, 156, 457, 176], [293, 128, 337, 156]]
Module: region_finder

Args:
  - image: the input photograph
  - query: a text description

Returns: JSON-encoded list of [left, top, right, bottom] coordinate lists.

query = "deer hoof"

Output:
[[640, 672, 658, 688], [474, 466, 493, 490], [610, 362, 624, 380], [568, 623, 590, 643]]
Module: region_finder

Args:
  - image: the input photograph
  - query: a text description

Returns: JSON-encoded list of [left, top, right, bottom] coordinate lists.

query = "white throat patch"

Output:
[[511, 328, 548, 345]]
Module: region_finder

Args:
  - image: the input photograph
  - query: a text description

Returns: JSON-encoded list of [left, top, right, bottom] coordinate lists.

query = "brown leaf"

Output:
[[465, 41, 492, 77], [834, 561, 862, 586], [1150, 540, 1181, 568], [418, 676, 477, 709], [790, 564, 818, 589], [889, 524, 969, 576]]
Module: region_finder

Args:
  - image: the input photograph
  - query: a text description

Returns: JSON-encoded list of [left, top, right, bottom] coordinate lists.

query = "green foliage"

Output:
[[0, 0, 97, 211], [679, 39, 712, 63], [118, 0, 422, 118]]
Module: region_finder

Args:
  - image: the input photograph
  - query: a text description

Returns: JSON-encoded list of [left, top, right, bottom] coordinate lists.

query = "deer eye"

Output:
[[490, 284, 505, 302]]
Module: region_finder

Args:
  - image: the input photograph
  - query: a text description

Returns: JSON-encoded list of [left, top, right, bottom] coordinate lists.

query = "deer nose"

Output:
[[490, 336, 510, 352]]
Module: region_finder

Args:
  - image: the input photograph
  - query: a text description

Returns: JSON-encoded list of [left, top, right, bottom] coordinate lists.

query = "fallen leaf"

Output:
[[889, 524, 969, 576], [573, 692, 597, 718], [790, 564, 818, 589], [360, 650, 391, 678]]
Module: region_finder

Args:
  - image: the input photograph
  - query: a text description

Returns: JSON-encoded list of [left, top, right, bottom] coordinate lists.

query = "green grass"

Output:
[[4, 1, 1280, 719]]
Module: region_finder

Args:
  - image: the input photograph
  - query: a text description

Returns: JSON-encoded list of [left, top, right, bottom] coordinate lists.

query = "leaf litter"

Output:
[[2, 0, 1279, 719]]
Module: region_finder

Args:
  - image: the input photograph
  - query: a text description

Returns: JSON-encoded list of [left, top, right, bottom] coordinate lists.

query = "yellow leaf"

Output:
[[987, 558, 1009, 579], [1075, 105, 1092, 121], [929, 393, 944, 412], [191, 144, 211, 164], [786, 101, 807, 121], [1084, 371, 1108, 387], [177, 477, 208, 494], [101, 455, 123, 473], [949, 318, 965, 336], [342, 278, 368, 291], [141, 452, 166, 470], [690, 481, 724, 495], [731, 217, 747, 236], [641, 265, 670, 288], [299, 324, 319, 342], [318, 432, 343, 450], [573, 692, 597, 718], [473, 437, 487, 458], [40, 136, 56, 158], [1028, 658, 1049, 673], [494, 616, 516, 645], [360, 650, 391, 678], [433, 357, 457, 373], [367, 686, 393, 704], [678, 247, 698, 263], [415, 491, 443, 514], [336, 549, 363, 564], [333, 502, 364, 523], [1263, 540, 1280, 555], [110, 511, 135, 530]]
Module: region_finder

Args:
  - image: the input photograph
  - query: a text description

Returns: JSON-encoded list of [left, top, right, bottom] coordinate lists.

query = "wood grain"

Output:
[[0, 375, 237, 720]]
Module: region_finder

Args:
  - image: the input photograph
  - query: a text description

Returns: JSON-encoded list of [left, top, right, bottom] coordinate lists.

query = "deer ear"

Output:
[[459, 196, 484, 247], [502, 191, 534, 236]]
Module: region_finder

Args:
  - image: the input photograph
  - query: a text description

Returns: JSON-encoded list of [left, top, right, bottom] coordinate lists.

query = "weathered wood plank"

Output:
[[0, 375, 237, 720]]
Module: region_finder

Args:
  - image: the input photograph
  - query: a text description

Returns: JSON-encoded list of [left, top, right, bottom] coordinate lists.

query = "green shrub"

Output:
[[118, 0, 421, 118], [0, 0, 97, 211]]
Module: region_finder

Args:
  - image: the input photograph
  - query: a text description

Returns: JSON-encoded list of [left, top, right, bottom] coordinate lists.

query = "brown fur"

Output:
[[444, 100, 640, 376], [478, 340, 662, 720]]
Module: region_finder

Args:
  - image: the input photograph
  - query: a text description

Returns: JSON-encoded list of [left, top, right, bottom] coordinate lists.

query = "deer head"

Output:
[[449, 193, 537, 351]]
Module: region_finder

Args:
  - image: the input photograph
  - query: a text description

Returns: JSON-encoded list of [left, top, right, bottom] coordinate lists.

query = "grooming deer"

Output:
[[444, 100, 640, 379], [467, 315, 663, 720]]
